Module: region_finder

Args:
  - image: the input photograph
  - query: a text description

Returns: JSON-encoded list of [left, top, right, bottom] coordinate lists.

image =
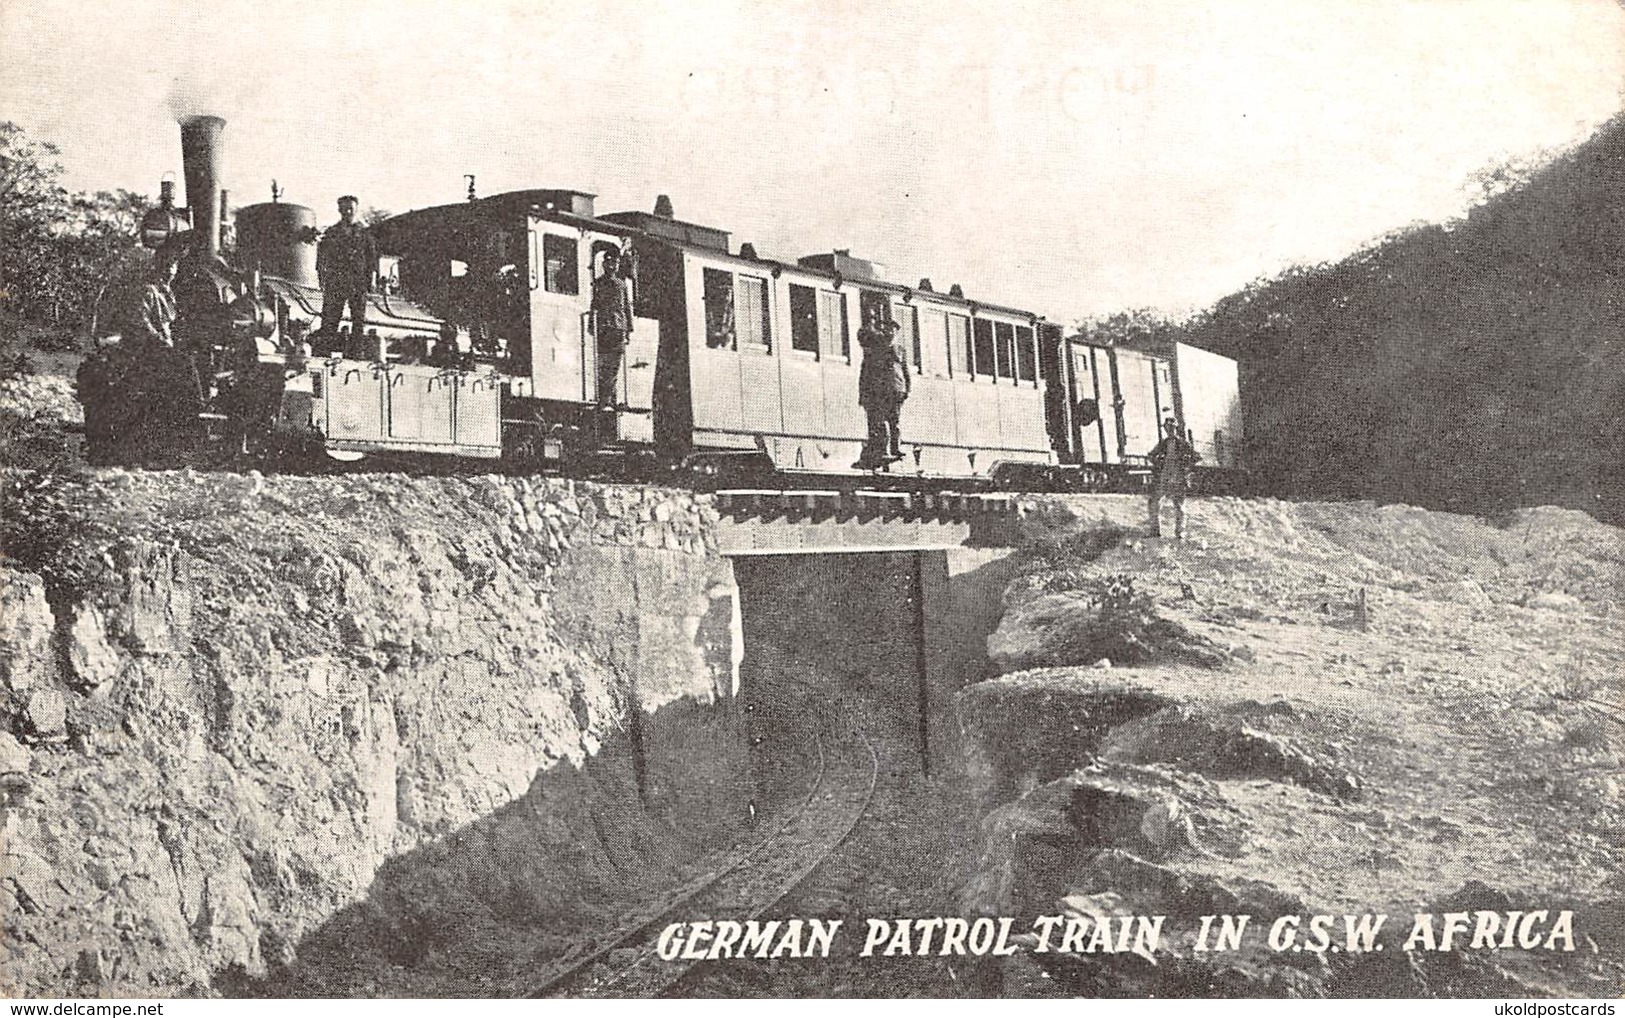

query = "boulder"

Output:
[[986, 592, 1095, 672], [1527, 592, 1581, 612], [0, 731, 29, 773], [1441, 578, 1493, 609], [0, 570, 54, 693], [68, 606, 122, 690], [25, 689, 66, 737]]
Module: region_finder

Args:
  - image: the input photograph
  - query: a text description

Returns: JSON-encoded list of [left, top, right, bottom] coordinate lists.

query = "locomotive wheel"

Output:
[[258, 430, 363, 475], [502, 432, 546, 474]]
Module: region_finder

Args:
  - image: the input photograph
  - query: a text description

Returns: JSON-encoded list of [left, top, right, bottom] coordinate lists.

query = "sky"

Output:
[[2, 0, 1621, 321]]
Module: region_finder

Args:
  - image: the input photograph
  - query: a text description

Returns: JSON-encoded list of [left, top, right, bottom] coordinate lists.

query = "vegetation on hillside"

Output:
[[1173, 116, 1625, 523], [0, 122, 148, 351]]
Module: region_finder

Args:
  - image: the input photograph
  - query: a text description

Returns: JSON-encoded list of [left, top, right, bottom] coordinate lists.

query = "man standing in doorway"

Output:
[[855, 307, 910, 469], [592, 248, 634, 407], [1147, 418, 1200, 539], [316, 195, 377, 343]]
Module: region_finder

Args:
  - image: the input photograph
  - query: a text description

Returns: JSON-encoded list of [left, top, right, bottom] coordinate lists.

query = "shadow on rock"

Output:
[[235, 693, 756, 998]]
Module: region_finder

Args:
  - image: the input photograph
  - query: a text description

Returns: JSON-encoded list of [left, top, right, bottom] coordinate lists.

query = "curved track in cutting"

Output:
[[517, 727, 879, 999]]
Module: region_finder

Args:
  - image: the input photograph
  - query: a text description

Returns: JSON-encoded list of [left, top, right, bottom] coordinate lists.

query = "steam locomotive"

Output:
[[87, 115, 1244, 491]]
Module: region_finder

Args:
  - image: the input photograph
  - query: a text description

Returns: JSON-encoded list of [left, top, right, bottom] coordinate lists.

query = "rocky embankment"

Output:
[[959, 495, 1623, 997], [0, 463, 745, 996], [2, 371, 1621, 999]]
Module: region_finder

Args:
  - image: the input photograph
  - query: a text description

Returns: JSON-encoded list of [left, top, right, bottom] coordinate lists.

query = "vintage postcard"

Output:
[[0, 0, 1620, 1003]]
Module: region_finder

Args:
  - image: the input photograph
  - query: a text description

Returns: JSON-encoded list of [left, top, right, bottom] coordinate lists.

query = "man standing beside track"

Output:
[[1147, 418, 1200, 539]]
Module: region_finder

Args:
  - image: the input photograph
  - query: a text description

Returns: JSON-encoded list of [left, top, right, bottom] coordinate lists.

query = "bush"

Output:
[[1, 122, 147, 336], [1040, 573, 1229, 669], [1, 351, 37, 380], [1020, 524, 1135, 594]]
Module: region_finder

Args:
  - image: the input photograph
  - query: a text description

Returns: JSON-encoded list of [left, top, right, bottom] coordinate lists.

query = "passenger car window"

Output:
[[995, 322, 1016, 380], [1016, 324, 1037, 383], [790, 284, 819, 354], [973, 319, 995, 378], [704, 268, 735, 349], [946, 313, 970, 376], [736, 275, 770, 350], [894, 304, 919, 369], [818, 290, 847, 359], [542, 234, 578, 295]]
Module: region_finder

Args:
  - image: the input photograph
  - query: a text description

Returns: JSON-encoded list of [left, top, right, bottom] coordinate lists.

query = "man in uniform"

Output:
[[78, 243, 184, 464], [1147, 418, 1200, 539], [591, 248, 634, 407], [854, 306, 910, 469], [316, 195, 377, 344]]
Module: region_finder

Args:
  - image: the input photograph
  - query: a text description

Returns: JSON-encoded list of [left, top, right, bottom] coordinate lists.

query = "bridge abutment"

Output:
[[728, 545, 1016, 786]]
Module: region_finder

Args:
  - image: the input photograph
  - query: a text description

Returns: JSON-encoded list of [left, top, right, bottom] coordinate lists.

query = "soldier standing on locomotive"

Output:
[[316, 195, 378, 354], [591, 247, 634, 407], [854, 306, 910, 470]]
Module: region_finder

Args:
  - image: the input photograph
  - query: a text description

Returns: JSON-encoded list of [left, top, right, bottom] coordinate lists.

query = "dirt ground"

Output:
[[967, 494, 1622, 997]]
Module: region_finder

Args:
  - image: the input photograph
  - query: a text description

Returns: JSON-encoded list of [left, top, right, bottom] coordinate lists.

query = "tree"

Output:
[[0, 121, 148, 343], [1, 122, 70, 325], [1077, 308, 1179, 350]]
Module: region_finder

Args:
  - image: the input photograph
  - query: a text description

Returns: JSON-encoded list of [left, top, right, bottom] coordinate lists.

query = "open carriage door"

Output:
[[528, 222, 593, 402], [1070, 340, 1111, 464]]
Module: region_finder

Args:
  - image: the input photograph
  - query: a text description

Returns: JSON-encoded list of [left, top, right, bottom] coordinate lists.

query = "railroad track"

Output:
[[516, 726, 880, 999], [1578, 696, 1625, 727]]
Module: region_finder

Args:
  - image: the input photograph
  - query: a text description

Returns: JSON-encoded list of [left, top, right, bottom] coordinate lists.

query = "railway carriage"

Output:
[[358, 190, 1064, 480], [612, 222, 1056, 480], [1042, 332, 1245, 489]]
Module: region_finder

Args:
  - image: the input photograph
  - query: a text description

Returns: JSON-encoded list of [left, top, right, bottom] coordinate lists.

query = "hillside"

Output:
[[1179, 116, 1625, 524], [964, 495, 1622, 997]]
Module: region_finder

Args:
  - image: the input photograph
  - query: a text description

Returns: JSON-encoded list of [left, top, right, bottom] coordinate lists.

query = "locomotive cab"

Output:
[[375, 190, 664, 466]]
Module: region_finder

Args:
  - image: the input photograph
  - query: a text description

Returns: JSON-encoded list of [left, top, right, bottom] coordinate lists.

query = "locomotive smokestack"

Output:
[[180, 115, 225, 260]]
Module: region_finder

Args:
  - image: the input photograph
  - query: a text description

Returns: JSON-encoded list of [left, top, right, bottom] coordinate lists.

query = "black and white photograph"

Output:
[[0, 0, 1620, 1002]]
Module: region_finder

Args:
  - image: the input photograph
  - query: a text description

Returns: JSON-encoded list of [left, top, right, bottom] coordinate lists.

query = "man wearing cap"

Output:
[[78, 243, 186, 463], [591, 248, 635, 407], [1147, 417, 1200, 539], [316, 195, 377, 342], [855, 304, 911, 469]]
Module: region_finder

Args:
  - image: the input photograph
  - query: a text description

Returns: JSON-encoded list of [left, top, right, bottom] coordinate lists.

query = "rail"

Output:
[[714, 488, 1019, 520], [1578, 696, 1625, 727], [516, 727, 879, 999]]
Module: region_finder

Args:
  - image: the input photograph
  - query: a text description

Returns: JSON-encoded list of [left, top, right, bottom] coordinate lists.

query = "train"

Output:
[[82, 115, 1244, 492]]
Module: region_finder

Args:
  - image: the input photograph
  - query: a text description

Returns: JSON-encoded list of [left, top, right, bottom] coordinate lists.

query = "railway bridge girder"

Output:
[[712, 488, 1022, 557]]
